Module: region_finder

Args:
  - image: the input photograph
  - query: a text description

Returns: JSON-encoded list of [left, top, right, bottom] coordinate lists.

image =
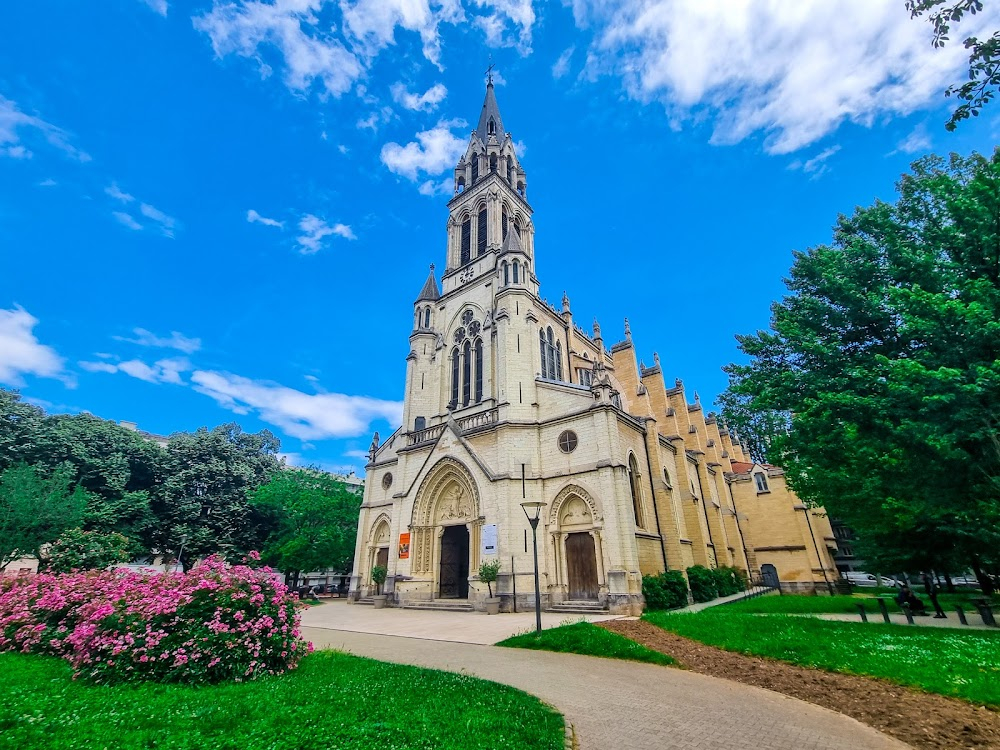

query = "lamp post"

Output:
[[174, 534, 188, 573], [521, 501, 545, 634]]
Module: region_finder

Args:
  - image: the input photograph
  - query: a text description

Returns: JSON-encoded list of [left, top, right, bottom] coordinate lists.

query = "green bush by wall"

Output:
[[642, 571, 689, 610], [686, 565, 718, 603]]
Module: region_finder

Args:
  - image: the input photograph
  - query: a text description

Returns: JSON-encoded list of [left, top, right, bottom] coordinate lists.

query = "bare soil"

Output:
[[598, 619, 1000, 750]]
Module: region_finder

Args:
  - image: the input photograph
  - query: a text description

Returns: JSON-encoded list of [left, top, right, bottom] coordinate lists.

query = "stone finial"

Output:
[[562, 291, 570, 313], [653, 352, 661, 367], [624, 317, 632, 340], [593, 318, 602, 339], [640, 359, 647, 370], [368, 431, 380, 462], [694, 391, 701, 403], [675, 378, 683, 388]]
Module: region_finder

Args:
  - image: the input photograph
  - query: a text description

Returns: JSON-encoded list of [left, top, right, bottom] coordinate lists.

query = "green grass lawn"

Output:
[[723, 592, 1000, 615], [497, 621, 675, 666], [0, 651, 564, 750], [645, 610, 1000, 707]]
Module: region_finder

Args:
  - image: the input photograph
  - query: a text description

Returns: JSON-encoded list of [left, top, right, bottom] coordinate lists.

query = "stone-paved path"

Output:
[[304, 627, 910, 750]]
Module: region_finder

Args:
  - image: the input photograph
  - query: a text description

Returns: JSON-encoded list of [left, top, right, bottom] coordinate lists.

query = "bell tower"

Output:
[[441, 76, 536, 297]]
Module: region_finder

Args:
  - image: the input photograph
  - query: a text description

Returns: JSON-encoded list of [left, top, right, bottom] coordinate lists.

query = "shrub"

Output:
[[478, 558, 501, 598], [686, 565, 718, 603], [642, 571, 689, 610], [0, 555, 309, 685], [45, 528, 133, 573], [371, 565, 387, 595], [713, 566, 745, 597]]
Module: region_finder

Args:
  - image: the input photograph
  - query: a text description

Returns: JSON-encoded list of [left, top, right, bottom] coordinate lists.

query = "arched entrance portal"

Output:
[[411, 458, 483, 600], [550, 485, 605, 603]]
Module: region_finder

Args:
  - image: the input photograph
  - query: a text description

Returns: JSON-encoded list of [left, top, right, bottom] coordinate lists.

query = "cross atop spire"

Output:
[[485, 60, 495, 86]]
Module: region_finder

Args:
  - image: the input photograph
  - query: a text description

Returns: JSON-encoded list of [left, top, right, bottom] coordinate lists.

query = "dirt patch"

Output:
[[599, 619, 1000, 750]]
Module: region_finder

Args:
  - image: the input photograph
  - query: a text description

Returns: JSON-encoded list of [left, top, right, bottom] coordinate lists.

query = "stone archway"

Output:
[[549, 485, 605, 602], [410, 458, 483, 599], [366, 515, 391, 594]]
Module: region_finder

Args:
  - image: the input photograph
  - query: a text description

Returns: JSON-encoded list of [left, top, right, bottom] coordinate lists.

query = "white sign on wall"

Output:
[[482, 524, 498, 556]]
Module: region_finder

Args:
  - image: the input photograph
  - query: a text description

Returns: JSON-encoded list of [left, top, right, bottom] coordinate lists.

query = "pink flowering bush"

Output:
[[0, 556, 310, 685]]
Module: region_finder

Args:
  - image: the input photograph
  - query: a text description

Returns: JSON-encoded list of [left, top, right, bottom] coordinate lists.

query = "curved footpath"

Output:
[[303, 613, 909, 750]]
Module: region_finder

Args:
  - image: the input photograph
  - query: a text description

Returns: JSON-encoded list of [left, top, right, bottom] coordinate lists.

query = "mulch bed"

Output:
[[598, 619, 1000, 750]]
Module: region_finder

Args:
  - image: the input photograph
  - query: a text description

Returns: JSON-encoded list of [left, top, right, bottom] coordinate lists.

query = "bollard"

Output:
[[901, 604, 915, 625], [856, 603, 868, 623], [877, 598, 892, 624], [955, 606, 968, 626]]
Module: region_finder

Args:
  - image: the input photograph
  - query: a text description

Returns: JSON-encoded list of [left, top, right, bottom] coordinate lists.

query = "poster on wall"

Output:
[[481, 524, 498, 556], [398, 532, 410, 559]]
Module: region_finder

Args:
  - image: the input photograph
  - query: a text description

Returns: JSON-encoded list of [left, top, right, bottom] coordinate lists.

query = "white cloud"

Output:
[[788, 145, 841, 177], [552, 46, 574, 79], [190, 369, 403, 440], [247, 208, 284, 227], [390, 82, 447, 112], [0, 306, 65, 386], [113, 327, 202, 354], [356, 106, 394, 131], [296, 213, 356, 253], [105, 183, 135, 203], [139, 202, 176, 237], [193, 0, 364, 98], [38, 178, 57, 187], [0, 95, 91, 162], [141, 0, 168, 16], [380, 118, 467, 181], [112, 211, 143, 231], [472, 0, 535, 51], [80, 356, 192, 385], [418, 178, 452, 197], [340, 0, 464, 69], [574, 0, 1000, 154], [896, 124, 932, 154]]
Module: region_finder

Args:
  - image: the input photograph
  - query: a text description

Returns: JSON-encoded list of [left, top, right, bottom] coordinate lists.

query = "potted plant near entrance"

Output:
[[371, 565, 388, 609], [479, 559, 502, 615]]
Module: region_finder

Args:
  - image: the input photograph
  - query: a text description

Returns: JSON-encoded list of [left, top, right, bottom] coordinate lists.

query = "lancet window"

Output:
[[477, 207, 487, 256], [460, 216, 471, 266], [628, 454, 645, 528], [539, 326, 562, 381]]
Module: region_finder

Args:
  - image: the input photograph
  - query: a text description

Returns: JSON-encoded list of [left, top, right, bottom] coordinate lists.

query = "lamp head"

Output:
[[520, 500, 545, 522]]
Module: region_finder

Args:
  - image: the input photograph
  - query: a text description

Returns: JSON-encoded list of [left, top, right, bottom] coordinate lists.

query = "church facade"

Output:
[[349, 82, 837, 612]]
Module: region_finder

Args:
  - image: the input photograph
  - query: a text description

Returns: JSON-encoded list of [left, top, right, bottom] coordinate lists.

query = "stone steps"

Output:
[[401, 600, 476, 612], [547, 600, 609, 616]]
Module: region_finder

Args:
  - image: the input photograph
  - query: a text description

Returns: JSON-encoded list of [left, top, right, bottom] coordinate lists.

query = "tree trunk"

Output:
[[972, 557, 995, 596]]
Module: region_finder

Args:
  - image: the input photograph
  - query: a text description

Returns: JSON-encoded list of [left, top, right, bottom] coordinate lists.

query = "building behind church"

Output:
[[349, 82, 837, 613]]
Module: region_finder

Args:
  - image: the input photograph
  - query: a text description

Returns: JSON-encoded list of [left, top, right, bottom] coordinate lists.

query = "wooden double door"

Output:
[[438, 525, 470, 599], [566, 532, 599, 600]]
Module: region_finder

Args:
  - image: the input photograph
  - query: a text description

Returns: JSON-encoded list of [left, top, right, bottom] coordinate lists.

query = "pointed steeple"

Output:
[[499, 226, 524, 255], [476, 81, 505, 144], [416, 264, 440, 302]]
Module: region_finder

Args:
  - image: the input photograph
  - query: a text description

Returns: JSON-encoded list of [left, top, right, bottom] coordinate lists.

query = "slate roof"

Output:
[[416, 267, 440, 302]]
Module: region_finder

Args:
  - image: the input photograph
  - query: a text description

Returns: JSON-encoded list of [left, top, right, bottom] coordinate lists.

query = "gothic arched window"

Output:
[[460, 216, 471, 266], [450, 348, 460, 408], [414, 416, 426, 431], [488, 118, 496, 135], [474, 339, 483, 402], [628, 454, 644, 528], [471, 153, 479, 184], [506, 159, 513, 184], [477, 206, 487, 257], [513, 218, 521, 237], [556, 341, 563, 381], [502, 261, 509, 285], [539, 330, 548, 379], [489, 154, 497, 172], [462, 340, 472, 406], [423, 307, 431, 328], [502, 207, 508, 241], [512, 260, 519, 284], [546, 327, 556, 382]]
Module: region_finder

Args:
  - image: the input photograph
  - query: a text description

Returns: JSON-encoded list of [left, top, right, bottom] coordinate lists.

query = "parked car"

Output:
[[842, 572, 898, 588]]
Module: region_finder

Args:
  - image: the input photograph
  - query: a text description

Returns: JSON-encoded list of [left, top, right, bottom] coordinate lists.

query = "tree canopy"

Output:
[[722, 151, 1000, 590], [251, 468, 362, 578], [908, 0, 1000, 129]]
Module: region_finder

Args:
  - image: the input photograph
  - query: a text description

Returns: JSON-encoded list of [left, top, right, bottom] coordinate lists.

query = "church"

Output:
[[349, 81, 838, 613]]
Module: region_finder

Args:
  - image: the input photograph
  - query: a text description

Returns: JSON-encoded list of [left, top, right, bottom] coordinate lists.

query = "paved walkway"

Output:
[[300, 599, 620, 644], [807, 611, 996, 630], [305, 628, 910, 750]]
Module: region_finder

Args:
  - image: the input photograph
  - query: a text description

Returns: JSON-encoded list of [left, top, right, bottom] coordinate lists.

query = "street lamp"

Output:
[[174, 534, 189, 573], [520, 501, 545, 634]]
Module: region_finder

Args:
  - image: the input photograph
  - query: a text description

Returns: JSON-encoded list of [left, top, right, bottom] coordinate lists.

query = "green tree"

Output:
[[0, 389, 44, 471], [153, 423, 281, 568], [251, 468, 362, 580], [0, 463, 88, 569], [907, 0, 1000, 130], [46, 528, 133, 573], [723, 151, 1000, 592]]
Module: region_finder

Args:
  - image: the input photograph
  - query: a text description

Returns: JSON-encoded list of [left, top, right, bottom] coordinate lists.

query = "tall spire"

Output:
[[476, 79, 505, 144]]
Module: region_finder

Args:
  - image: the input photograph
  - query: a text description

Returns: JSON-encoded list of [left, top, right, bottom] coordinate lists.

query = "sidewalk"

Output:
[[807, 611, 997, 630], [299, 599, 620, 645], [305, 628, 909, 750]]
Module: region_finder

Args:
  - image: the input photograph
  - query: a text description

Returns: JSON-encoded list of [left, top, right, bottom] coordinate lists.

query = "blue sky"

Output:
[[2, 0, 999, 473]]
